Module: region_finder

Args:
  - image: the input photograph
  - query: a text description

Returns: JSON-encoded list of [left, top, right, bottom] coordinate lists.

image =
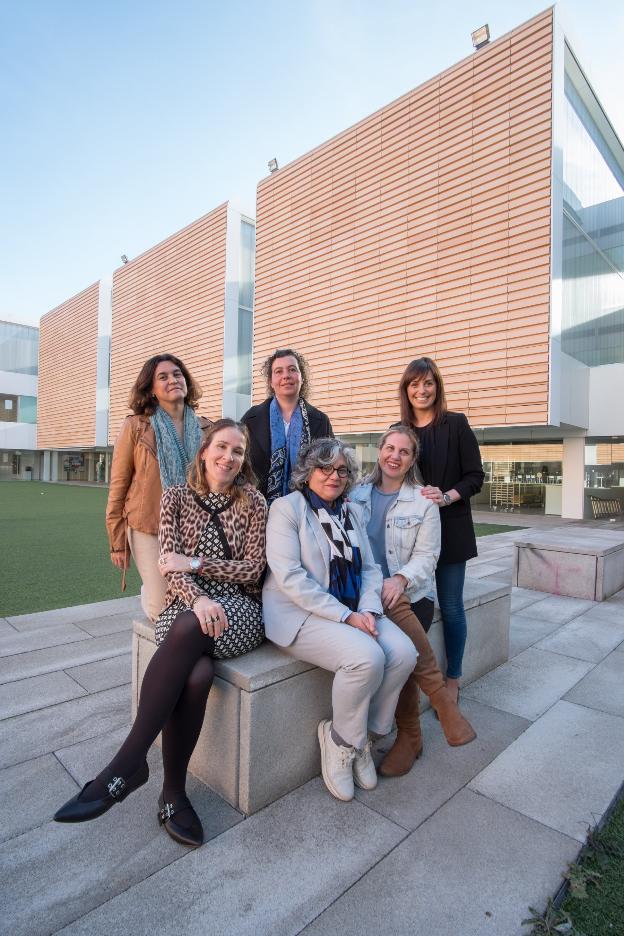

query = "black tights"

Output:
[[83, 611, 214, 810]]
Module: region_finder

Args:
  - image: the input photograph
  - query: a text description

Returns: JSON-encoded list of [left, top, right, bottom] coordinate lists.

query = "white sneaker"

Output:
[[353, 738, 378, 790], [317, 720, 355, 802]]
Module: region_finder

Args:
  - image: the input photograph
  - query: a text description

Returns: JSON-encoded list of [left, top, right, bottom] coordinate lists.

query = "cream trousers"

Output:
[[281, 614, 417, 750], [127, 527, 167, 622]]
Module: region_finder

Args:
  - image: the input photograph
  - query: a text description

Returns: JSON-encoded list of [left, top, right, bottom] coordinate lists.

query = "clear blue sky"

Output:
[[1, 0, 623, 327]]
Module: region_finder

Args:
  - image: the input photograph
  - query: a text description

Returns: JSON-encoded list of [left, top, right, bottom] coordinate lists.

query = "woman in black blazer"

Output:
[[241, 348, 333, 503], [399, 357, 484, 704]]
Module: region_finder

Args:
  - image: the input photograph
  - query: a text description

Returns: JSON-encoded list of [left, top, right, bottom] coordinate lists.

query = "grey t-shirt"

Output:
[[366, 487, 399, 578]]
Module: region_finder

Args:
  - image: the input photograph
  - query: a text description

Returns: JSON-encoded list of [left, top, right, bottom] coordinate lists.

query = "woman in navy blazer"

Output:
[[398, 357, 484, 704]]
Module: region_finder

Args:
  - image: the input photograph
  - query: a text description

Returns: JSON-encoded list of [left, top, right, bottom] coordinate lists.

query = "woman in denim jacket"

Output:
[[349, 426, 475, 776]]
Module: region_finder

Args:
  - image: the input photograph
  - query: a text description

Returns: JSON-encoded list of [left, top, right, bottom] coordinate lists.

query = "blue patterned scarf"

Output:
[[267, 397, 311, 504], [304, 489, 363, 612], [151, 405, 202, 489]]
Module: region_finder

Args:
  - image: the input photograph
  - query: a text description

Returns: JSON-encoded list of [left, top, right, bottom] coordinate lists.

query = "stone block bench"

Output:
[[513, 527, 624, 601], [132, 577, 510, 816]]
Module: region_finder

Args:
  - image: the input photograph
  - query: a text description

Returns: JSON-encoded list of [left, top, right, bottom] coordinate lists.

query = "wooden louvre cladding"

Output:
[[37, 283, 99, 448], [254, 9, 554, 433], [108, 204, 228, 443]]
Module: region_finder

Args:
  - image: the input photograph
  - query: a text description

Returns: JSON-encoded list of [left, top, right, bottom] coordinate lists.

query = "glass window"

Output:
[[0, 321, 39, 375], [238, 221, 255, 311], [18, 395, 37, 424]]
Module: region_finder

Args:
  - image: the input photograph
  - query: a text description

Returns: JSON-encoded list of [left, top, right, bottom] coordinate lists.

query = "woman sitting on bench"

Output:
[[262, 437, 417, 802], [54, 419, 267, 848]]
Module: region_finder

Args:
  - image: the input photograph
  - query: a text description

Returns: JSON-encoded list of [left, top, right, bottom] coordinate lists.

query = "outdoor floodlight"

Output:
[[121, 255, 129, 264], [268, 158, 279, 173], [471, 24, 490, 50]]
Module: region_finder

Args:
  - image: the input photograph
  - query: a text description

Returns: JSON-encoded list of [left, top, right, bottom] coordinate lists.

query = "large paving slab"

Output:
[[355, 699, 530, 830], [510, 587, 547, 614], [470, 700, 624, 842], [0, 617, 18, 636], [0, 621, 92, 658], [462, 647, 593, 721], [1, 765, 242, 936], [6, 595, 141, 631], [535, 611, 624, 663], [508, 612, 564, 658], [0, 631, 131, 685], [564, 649, 624, 717], [67, 653, 131, 693], [0, 753, 79, 844], [0, 670, 86, 720], [58, 779, 407, 936], [74, 612, 135, 637], [302, 789, 579, 936], [0, 685, 131, 769], [464, 562, 509, 579], [514, 594, 595, 624]]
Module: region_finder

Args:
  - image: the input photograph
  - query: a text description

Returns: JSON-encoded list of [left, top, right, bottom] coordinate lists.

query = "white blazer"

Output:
[[262, 491, 383, 647], [348, 481, 441, 603]]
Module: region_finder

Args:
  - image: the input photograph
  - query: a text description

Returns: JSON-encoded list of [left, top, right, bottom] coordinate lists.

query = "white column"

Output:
[[42, 450, 51, 481], [561, 437, 585, 519]]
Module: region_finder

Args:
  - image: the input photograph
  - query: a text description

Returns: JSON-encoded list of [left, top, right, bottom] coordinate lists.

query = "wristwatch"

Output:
[[189, 556, 202, 572], [442, 493, 453, 507]]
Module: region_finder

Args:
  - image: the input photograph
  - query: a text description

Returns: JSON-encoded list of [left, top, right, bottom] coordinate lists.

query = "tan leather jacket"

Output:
[[105, 413, 212, 556]]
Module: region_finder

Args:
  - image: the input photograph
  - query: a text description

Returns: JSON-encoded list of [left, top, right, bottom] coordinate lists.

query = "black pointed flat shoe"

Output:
[[54, 761, 149, 823], [158, 792, 203, 849]]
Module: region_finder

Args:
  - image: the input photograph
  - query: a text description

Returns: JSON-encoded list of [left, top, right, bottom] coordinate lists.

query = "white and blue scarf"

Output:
[[267, 397, 311, 504], [151, 405, 202, 490]]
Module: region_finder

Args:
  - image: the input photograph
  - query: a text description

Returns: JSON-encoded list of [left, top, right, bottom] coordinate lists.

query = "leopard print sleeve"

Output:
[[158, 485, 205, 607], [200, 487, 267, 584]]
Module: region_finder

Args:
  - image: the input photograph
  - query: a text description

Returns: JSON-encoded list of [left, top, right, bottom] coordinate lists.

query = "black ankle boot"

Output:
[[158, 792, 203, 848], [54, 761, 149, 823]]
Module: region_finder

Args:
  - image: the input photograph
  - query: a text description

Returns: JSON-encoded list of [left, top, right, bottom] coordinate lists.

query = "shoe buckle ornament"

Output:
[[159, 802, 175, 822], [107, 776, 126, 799]]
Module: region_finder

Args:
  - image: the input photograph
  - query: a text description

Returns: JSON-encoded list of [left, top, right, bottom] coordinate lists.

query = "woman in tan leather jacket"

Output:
[[105, 354, 211, 620]]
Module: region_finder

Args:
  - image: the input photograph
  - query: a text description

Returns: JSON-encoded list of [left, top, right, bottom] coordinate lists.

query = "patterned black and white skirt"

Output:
[[155, 578, 264, 659]]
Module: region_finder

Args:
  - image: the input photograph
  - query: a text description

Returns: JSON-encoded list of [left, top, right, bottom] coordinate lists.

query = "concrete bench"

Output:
[[132, 577, 511, 815], [513, 527, 624, 601]]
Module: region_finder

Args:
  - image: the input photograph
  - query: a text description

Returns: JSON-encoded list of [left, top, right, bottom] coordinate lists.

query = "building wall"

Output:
[[108, 204, 228, 443], [254, 9, 554, 433], [37, 284, 99, 448]]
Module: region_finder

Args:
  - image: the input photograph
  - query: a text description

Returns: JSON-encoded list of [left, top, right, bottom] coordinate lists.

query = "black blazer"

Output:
[[416, 411, 484, 565], [241, 398, 334, 497]]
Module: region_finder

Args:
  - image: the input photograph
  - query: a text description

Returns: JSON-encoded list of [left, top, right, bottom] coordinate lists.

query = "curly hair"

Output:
[[128, 354, 202, 416], [260, 348, 310, 400], [399, 356, 447, 427], [187, 418, 256, 502], [364, 426, 423, 487], [290, 437, 359, 494]]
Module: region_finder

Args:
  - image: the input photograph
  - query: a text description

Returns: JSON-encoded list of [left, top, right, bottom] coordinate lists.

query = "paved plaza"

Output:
[[1, 521, 624, 935]]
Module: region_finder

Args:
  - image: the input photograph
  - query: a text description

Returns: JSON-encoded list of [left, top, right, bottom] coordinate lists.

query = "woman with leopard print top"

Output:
[[55, 419, 267, 849]]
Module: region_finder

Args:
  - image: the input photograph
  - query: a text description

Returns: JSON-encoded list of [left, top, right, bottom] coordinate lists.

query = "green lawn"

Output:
[[0, 481, 140, 616], [0, 482, 526, 617], [474, 522, 527, 537]]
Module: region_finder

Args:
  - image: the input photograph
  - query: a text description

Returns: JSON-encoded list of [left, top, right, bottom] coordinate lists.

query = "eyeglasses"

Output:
[[317, 465, 349, 478]]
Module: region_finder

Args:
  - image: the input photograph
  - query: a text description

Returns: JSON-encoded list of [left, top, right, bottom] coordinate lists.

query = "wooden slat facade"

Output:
[[108, 204, 228, 443], [37, 283, 99, 448], [254, 9, 554, 433]]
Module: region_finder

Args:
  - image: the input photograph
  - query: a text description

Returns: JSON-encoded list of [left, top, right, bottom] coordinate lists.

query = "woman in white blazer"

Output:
[[349, 426, 476, 777], [263, 437, 417, 802]]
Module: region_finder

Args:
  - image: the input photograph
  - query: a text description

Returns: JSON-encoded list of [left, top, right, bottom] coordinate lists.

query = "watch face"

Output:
[[190, 558, 201, 572]]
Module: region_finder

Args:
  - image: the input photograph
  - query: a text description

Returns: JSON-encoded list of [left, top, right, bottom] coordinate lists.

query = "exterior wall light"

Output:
[[268, 158, 279, 173], [120, 255, 128, 264], [471, 24, 490, 50]]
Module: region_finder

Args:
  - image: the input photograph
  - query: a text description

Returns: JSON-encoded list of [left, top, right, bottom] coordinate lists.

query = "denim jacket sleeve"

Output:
[[394, 497, 441, 593]]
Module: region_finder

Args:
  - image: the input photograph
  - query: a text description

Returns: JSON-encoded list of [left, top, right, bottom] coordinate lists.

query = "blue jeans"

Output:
[[435, 561, 467, 679]]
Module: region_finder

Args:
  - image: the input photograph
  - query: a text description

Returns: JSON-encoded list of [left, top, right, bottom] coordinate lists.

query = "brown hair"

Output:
[[261, 348, 310, 399], [364, 426, 423, 487], [187, 418, 256, 502], [128, 354, 202, 415], [399, 357, 447, 427]]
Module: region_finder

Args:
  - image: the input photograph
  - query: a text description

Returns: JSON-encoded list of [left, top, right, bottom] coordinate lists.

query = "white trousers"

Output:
[[127, 528, 167, 622], [281, 614, 417, 750]]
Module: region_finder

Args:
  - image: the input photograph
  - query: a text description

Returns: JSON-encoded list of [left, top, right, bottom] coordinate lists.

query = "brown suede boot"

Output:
[[387, 595, 476, 748], [429, 686, 476, 746], [379, 674, 422, 777]]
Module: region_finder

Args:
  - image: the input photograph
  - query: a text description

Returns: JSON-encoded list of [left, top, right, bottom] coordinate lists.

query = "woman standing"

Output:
[[241, 348, 333, 504], [349, 426, 476, 776], [106, 354, 211, 621], [263, 438, 416, 802], [398, 358, 484, 704], [55, 420, 267, 848]]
